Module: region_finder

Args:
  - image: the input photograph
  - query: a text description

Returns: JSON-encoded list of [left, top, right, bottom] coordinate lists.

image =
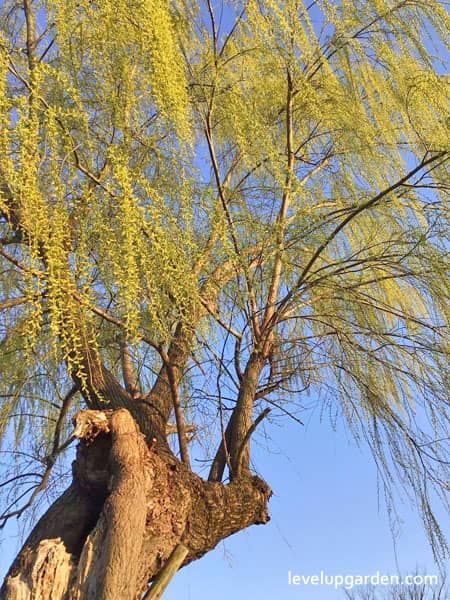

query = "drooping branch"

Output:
[[305, 0, 410, 82], [273, 151, 448, 322], [1, 165, 171, 448], [0, 385, 79, 528]]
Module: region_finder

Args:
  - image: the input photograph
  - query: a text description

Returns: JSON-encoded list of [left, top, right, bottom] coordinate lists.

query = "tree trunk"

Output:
[[0, 409, 271, 600]]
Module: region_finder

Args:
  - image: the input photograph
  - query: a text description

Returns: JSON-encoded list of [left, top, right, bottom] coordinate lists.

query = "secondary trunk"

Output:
[[0, 409, 271, 600]]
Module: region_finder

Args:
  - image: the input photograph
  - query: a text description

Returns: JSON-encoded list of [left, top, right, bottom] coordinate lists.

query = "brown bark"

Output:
[[0, 409, 271, 600], [209, 353, 265, 481], [1, 150, 271, 597], [74, 410, 150, 600]]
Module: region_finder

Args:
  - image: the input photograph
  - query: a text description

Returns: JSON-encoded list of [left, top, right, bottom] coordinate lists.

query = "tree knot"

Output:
[[251, 475, 272, 500]]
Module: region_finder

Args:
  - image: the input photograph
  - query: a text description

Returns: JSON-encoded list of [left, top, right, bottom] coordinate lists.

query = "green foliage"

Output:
[[0, 0, 448, 558]]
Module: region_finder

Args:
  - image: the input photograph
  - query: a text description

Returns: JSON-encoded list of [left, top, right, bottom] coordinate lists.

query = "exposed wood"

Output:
[[0, 409, 271, 600], [2, 539, 74, 600]]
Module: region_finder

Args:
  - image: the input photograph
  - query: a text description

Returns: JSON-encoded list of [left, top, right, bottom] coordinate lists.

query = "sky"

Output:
[[0, 2, 448, 599], [161, 6, 450, 596]]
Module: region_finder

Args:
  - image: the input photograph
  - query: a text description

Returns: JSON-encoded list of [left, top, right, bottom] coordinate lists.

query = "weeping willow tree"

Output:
[[0, 0, 449, 598]]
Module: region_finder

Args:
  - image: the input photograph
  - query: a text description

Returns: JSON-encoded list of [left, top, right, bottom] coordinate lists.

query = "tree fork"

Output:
[[0, 409, 271, 600]]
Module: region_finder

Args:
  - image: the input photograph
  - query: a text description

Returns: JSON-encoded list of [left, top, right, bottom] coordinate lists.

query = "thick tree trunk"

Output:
[[0, 409, 271, 600]]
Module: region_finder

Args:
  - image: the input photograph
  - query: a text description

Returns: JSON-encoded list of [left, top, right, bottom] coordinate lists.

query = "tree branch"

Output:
[[274, 152, 447, 320], [161, 349, 191, 468]]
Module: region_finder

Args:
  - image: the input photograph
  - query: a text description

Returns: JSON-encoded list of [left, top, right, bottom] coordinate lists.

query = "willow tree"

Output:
[[0, 0, 448, 598]]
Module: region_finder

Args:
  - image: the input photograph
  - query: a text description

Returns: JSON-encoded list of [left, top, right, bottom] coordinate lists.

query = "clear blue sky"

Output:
[[156, 5, 450, 596]]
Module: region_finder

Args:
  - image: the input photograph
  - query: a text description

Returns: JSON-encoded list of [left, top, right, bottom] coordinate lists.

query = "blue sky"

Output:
[[157, 6, 450, 596], [163, 412, 448, 599]]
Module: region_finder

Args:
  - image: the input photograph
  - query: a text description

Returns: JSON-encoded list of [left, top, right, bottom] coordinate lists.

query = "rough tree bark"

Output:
[[0, 408, 271, 600]]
